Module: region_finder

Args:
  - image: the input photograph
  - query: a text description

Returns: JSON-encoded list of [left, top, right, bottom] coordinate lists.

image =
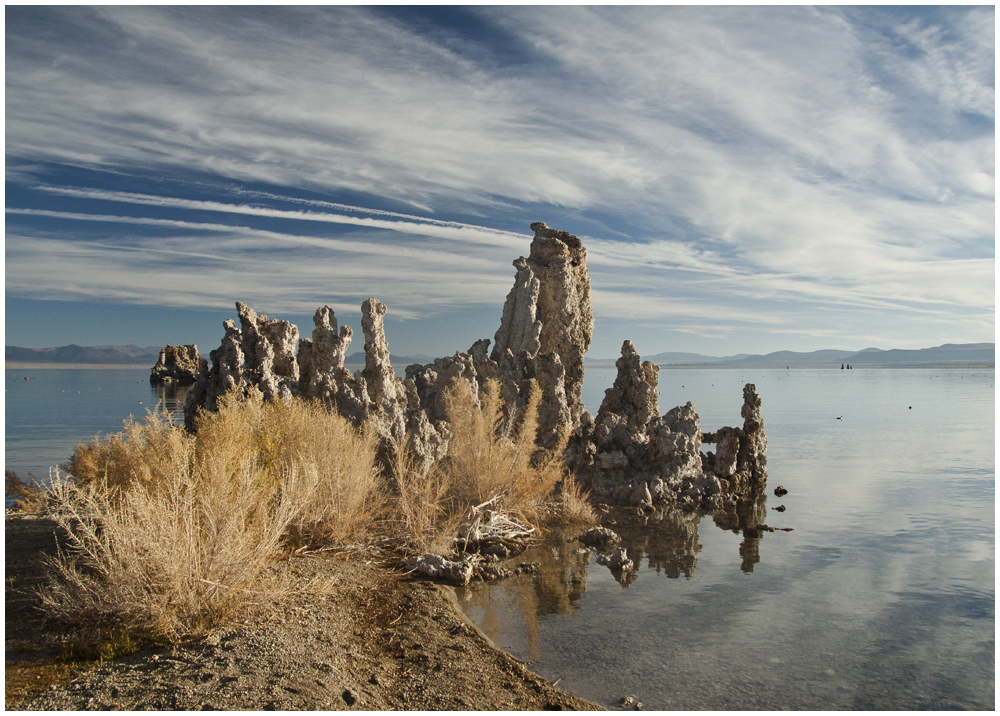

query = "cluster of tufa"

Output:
[[566, 338, 768, 511], [181, 222, 767, 507], [150, 344, 203, 386]]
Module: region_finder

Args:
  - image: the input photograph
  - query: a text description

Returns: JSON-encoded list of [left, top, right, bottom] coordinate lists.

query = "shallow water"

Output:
[[4, 368, 190, 492], [4, 366, 994, 708], [456, 367, 995, 710]]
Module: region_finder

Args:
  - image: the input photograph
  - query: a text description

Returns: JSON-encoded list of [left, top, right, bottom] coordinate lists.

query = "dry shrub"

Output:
[[63, 409, 192, 495], [194, 391, 384, 546], [442, 378, 567, 525], [40, 464, 296, 642], [551, 474, 598, 525], [387, 438, 461, 555], [5, 470, 47, 512], [42, 389, 382, 641]]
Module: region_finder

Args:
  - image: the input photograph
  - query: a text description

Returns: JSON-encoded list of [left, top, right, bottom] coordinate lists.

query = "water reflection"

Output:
[[149, 381, 191, 424], [712, 493, 769, 572], [458, 493, 779, 657]]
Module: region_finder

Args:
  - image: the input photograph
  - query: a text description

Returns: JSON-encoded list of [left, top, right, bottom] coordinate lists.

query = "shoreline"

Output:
[[5, 512, 602, 710]]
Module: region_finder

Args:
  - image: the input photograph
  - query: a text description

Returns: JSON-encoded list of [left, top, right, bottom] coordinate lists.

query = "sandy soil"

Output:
[[5, 512, 602, 710]]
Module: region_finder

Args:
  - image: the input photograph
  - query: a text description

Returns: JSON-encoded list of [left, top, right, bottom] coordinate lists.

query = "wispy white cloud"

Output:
[[29, 186, 530, 250], [4, 6, 993, 354]]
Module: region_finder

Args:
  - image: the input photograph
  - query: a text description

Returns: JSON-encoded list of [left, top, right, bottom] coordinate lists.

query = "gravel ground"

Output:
[[6, 512, 602, 710]]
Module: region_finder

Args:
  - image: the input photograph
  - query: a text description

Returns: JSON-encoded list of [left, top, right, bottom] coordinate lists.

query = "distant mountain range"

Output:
[[587, 342, 994, 367], [6, 344, 162, 365], [7, 342, 993, 368]]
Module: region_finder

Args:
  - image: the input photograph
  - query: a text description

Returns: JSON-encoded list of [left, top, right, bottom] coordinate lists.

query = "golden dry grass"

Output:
[[442, 378, 567, 525], [41, 377, 594, 641], [45, 389, 382, 641], [386, 438, 462, 556], [62, 409, 190, 495], [550, 474, 598, 524], [5, 470, 48, 512]]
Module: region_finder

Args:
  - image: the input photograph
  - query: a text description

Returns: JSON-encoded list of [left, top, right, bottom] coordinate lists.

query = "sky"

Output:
[[5, 5, 995, 360]]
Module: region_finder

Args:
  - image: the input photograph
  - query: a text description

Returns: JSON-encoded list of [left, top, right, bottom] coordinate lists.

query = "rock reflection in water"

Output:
[[614, 508, 702, 580], [149, 381, 192, 424], [712, 493, 769, 572], [459, 536, 591, 660], [459, 494, 777, 658]]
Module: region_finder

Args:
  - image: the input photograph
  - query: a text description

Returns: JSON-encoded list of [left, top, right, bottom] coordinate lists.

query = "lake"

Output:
[[4, 367, 190, 493], [456, 367, 995, 710], [4, 365, 995, 709]]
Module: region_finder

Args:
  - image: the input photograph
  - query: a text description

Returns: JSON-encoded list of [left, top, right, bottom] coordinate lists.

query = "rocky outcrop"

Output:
[[183, 304, 302, 429], [150, 345, 204, 385], [184, 298, 445, 466], [523, 222, 593, 426], [182, 222, 767, 515], [403, 554, 475, 587], [596, 545, 636, 585], [576, 525, 622, 549], [183, 222, 593, 452], [568, 340, 767, 511], [569, 341, 702, 507], [701, 383, 768, 492], [485, 222, 594, 448]]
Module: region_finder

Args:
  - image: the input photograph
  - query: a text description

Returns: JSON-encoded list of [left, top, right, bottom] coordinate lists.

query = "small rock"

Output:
[[771, 505, 786, 512], [576, 525, 621, 548], [342, 689, 357, 706], [774, 486, 788, 497], [596, 546, 634, 573]]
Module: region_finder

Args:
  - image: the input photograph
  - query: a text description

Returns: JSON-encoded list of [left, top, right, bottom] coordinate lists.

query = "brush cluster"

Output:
[[40, 380, 595, 642]]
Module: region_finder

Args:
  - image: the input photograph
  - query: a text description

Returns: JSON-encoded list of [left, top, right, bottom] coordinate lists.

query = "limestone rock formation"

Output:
[[183, 297, 448, 468], [596, 545, 636, 585], [487, 222, 594, 448], [523, 222, 593, 426], [569, 340, 767, 511], [738, 383, 768, 483], [596, 545, 634, 572], [576, 525, 622, 549], [183, 303, 301, 429], [181, 222, 768, 516], [701, 383, 768, 492], [150, 345, 204, 385], [235, 302, 300, 400], [403, 554, 475, 587], [594, 340, 660, 440], [183, 318, 243, 429]]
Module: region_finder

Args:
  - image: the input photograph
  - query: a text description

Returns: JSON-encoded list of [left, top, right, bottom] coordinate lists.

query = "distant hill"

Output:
[[842, 343, 994, 366], [646, 351, 752, 364], [587, 343, 994, 367], [6, 344, 162, 365], [9, 342, 992, 369], [737, 349, 857, 365], [586, 351, 751, 366]]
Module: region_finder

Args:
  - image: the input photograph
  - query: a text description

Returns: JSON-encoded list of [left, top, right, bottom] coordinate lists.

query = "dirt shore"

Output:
[[5, 512, 602, 710]]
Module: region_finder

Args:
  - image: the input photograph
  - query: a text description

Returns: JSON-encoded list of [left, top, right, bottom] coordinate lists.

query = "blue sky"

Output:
[[5, 5, 994, 359]]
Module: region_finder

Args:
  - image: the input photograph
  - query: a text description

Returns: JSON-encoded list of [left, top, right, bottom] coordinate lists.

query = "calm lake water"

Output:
[[4, 368, 190, 491], [4, 366, 995, 709], [456, 367, 995, 710]]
